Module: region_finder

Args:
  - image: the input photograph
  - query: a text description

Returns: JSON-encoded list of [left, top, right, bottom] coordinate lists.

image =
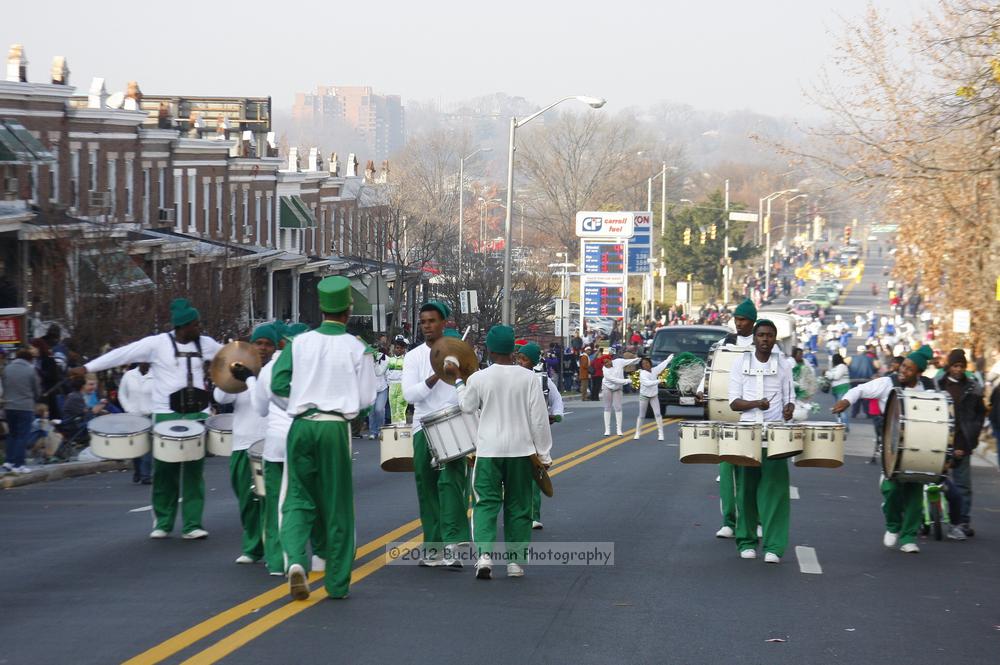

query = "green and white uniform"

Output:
[[214, 385, 266, 560], [532, 367, 563, 524], [271, 321, 376, 598], [386, 353, 407, 423]]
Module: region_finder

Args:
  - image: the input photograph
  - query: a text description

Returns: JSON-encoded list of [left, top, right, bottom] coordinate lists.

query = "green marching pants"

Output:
[[881, 477, 923, 546], [735, 457, 790, 557], [531, 483, 542, 523], [719, 461, 737, 529], [151, 412, 208, 534], [472, 456, 533, 563], [388, 383, 407, 423], [412, 430, 471, 546], [263, 460, 284, 574], [229, 449, 264, 559], [281, 418, 354, 598]]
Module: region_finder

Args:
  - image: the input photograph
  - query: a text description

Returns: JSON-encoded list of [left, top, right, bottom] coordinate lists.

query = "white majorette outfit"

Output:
[[601, 357, 640, 435], [727, 350, 795, 562], [634, 357, 671, 441]]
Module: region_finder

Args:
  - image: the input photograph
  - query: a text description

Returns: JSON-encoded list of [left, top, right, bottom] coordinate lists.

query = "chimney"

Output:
[[50, 56, 69, 85], [123, 80, 142, 110], [329, 152, 339, 176], [379, 160, 389, 184], [242, 130, 256, 158], [215, 116, 230, 139], [287, 147, 299, 172], [157, 101, 172, 129], [346, 153, 358, 177], [364, 160, 376, 182], [307, 147, 320, 172], [6, 44, 27, 82], [88, 77, 108, 109]]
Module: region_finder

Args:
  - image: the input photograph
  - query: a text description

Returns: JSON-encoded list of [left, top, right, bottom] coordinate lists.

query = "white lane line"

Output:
[[129, 505, 152, 513], [790, 486, 800, 500], [795, 546, 823, 574]]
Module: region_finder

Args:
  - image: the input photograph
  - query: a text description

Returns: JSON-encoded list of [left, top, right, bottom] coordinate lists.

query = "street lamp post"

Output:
[[646, 163, 678, 319], [762, 189, 799, 296], [783, 193, 808, 248], [458, 147, 491, 281], [501, 95, 606, 326]]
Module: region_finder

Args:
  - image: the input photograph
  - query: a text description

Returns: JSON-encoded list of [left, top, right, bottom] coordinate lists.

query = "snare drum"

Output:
[[717, 423, 762, 466], [248, 440, 265, 497], [679, 421, 720, 464], [705, 345, 751, 422], [88, 414, 152, 460], [796, 422, 845, 468], [205, 413, 234, 457], [766, 423, 805, 460], [882, 388, 951, 482], [152, 420, 206, 463], [421, 405, 478, 467], [380, 424, 414, 472]]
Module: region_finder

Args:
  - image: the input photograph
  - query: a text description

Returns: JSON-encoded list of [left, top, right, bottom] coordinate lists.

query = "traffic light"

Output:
[[845, 226, 852, 242], [683, 228, 691, 245], [709, 224, 717, 240], [700, 231, 706, 245], [763, 215, 771, 235]]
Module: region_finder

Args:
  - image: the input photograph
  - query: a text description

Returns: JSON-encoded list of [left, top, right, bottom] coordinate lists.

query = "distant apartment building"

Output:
[[292, 86, 404, 162]]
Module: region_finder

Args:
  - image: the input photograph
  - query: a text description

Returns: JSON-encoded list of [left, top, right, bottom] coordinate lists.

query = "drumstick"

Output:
[[461, 326, 471, 342]]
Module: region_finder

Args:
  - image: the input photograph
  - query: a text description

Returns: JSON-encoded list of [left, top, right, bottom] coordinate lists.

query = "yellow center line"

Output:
[[126, 416, 680, 664]]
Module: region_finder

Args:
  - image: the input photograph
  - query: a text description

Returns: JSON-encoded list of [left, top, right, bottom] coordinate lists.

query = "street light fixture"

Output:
[[783, 193, 808, 247], [760, 189, 799, 295], [458, 147, 492, 280], [501, 95, 606, 326]]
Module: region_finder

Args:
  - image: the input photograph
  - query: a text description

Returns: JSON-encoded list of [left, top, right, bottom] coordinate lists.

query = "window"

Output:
[[241, 188, 248, 240], [203, 181, 210, 235], [174, 170, 183, 230], [229, 188, 236, 240], [49, 159, 59, 204], [158, 167, 165, 210], [254, 194, 261, 244], [107, 159, 116, 217], [216, 181, 223, 235], [188, 172, 196, 232], [265, 192, 273, 246], [125, 159, 133, 217], [88, 149, 97, 192], [70, 151, 79, 208], [142, 168, 150, 223], [30, 164, 37, 204]]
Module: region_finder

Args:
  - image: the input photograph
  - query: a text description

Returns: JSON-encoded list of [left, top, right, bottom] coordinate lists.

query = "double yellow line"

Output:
[[125, 418, 678, 665]]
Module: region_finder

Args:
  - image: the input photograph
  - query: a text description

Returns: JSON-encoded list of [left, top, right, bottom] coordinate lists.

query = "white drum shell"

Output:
[[88, 414, 152, 460], [717, 423, 762, 467], [380, 424, 414, 472], [766, 424, 805, 460], [205, 414, 234, 457], [248, 440, 265, 497], [152, 420, 206, 463], [894, 390, 951, 482], [796, 422, 845, 468], [679, 421, 720, 464], [706, 346, 751, 423], [422, 406, 478, 467]]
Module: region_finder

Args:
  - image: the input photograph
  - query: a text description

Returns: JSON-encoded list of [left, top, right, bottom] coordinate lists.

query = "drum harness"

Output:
[[741, 354, 788, 436], [167, 333, 211, 414]]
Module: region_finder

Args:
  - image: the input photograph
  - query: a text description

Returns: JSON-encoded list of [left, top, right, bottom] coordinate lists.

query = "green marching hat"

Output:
[[318, 276, 353, 314], [170, 298, 200, 328], [733, 298, 757, 321], [250, 323, 279, 345], [421, 299, 452, 320], [442, 328, 462, 339], [907, 345, 934, 372], [520, 341, 542, 365], [485, 325, 516, 355]]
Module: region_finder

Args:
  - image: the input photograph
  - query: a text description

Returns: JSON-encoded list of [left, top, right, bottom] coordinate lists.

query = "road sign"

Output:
[[583, 283, 624, 318], [459, 290, 479, 314], [728, 212, 759, 223], [953, 309, 970, 334], [676, 281, 689, 305], [583, 242, 625, 274], [575, 211, 636, 239]]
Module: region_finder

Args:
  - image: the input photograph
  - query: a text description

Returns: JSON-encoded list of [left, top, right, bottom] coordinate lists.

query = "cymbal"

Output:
[[210, 341, 262, 394], [530, 453, 553, 497], [430, 336, 478, 386]]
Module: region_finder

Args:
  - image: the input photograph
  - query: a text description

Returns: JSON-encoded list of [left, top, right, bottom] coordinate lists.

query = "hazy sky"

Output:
[[3, 0, 918, 119]]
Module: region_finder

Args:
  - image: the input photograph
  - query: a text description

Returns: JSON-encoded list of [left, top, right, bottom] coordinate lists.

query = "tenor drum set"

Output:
[[882, 388, 951, 483], [679, 421, 843, 468]]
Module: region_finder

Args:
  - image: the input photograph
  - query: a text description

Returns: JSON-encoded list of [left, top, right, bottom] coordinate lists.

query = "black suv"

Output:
[[650, 325, 729, 416]]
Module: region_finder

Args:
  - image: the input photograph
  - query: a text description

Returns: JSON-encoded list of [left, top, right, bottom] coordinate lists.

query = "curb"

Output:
[[1, 460, 130, 490]]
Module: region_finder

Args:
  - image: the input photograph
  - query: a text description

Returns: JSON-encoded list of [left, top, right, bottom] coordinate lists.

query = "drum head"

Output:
[[206, 413, 234, 431], [88, 414, 152, 435], [882, 389, 902, 477], [154, 420, 206, 437]]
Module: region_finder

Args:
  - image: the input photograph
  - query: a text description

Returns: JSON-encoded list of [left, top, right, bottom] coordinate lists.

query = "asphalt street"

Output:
[[2, 246, 999, 665]]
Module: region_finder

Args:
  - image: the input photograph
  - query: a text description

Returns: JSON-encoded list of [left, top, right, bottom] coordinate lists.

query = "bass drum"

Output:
[[882, 388, 951, 482], [705, 345, 750, 423]]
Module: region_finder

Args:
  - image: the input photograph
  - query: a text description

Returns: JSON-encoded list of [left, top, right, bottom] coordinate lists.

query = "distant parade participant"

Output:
[[118, 362, 154, 484], [832, 346, 935, 553], [271, 277, 377, 600], [727, 319, 795, 563], [600, 354, 638, 436], [386, 335, 408, 423], [633, 355, 671, 441], [215, 324, 278, 565], [450, 325, 553, 579], [517, 342, 563, 530], [401, 300, 471, 567], [251, 322, 309, 576], [73, 298, 222, 539]]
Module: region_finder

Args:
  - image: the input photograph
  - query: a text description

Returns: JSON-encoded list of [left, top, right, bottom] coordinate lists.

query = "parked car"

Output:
[[790, 301, 820, 320], [786, 298, 811, 312], [650, 325, 729, 416], [814, 284, 839, 305], [806, 291, 832, 310], [821, 279, 844, 293]]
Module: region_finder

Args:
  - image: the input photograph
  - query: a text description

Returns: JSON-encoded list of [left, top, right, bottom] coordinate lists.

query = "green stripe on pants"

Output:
[[151, 412, 208, 534], [735, 457, 790, 557], [412, 430, 471, 546], [881, 477, 922, 545], [472, 456, 533, 562], [263, 460, 284, 574], [719, 462, 737, 529], [228, 449, 263, 559], [280, 419, 354, 598]]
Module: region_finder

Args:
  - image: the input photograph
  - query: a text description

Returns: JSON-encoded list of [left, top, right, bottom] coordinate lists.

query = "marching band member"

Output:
[[832, 346, 936, 553], [601, 354, 639, 436], [118, 363, 154, 484], [401, 301, 471, 568], [215, 324, 277, 565], [633, 356, 671, 441], [517, 342, 563, 530], [386, 336, 408, 423], [727, 319, 795, 563], [450, 325, 553, 579], [271, 277, 377, 600], [73, 298, 222, 539]]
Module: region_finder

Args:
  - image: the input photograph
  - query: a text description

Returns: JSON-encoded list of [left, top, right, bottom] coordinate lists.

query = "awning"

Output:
[[80, 251, 155, 296], [349, 280, 372, 316], [0, 119, 55, 164], [279, 195, 317, 229]]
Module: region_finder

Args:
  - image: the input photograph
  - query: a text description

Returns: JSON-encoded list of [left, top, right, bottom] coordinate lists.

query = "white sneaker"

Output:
[[418, 556, 446, 567], [13, 465, 31, 474], [740, 549, 757, 559], [882, 531, 899, 548], [288, 563, 310, 600], [269, 570, 284, 577], [182, 529, 209, 540], [0, 462, 13, 473], [442, 544, 463, 569], [900, 543, 920, 553], [475, 555, 492, 580], [715, 526, 734, 539], [311, 555, 326, 572], [657, 430, 664, 441], [507, 563, 525, 577], [616, 429, 624, 436], [149, 529, 169, 539], [633, 431, 641, 440], [532, 521, 543, 530], [604, 429, 611, 436], [946, 525, 968, 541], [234, 554, 257, 564], [764, 552, 781, 564]]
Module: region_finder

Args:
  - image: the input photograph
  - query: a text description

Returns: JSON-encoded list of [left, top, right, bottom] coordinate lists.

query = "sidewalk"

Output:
[[841, 417, 998, 470], [1, 459, 129, 490]]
